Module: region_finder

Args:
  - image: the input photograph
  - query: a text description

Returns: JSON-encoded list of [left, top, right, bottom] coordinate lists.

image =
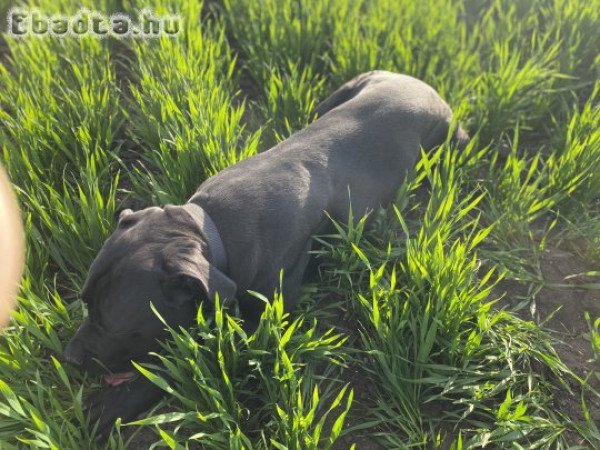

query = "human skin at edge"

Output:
[[0, 166, 24, 329]]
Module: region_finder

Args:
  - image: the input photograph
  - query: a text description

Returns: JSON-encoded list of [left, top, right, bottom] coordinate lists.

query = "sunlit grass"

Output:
[[126, 0, 261, 205], [0, 0, 598, 448], [129, 294, 351, 448]]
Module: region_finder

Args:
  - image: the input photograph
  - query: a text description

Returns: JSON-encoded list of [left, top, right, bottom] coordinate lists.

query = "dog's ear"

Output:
[[162, 241, 237, 308]]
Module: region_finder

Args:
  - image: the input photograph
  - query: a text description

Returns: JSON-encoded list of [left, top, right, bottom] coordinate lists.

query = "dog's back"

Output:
[[314, 70, 468, 149], [282, 70, 467, 217], [193, 71, 468, 302]]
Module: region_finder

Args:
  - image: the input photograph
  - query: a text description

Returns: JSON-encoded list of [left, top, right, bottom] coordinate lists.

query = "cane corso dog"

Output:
[[63, 70, 469, 438]]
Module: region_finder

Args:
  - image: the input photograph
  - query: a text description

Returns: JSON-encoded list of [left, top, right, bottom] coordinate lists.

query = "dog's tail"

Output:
[[452, 124, 471, 150], [422, 119, 471, 151]]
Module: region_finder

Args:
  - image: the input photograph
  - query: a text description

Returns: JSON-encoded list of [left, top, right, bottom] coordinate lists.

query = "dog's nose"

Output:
[[63, 340, 86, 367]]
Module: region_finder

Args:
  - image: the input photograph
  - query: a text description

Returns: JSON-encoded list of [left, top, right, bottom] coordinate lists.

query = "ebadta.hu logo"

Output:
[[7, 8, 182, 38]]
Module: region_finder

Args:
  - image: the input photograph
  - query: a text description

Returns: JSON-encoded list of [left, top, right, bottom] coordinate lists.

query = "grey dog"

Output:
[[63, 70, 469, 437]]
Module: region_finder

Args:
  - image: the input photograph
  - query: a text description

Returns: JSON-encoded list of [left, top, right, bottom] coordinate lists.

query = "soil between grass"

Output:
[[495, 241, 600, 445]]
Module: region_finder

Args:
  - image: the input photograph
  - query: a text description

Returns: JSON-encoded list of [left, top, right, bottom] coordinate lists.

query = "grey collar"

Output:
[[181, 203, 228, 272]]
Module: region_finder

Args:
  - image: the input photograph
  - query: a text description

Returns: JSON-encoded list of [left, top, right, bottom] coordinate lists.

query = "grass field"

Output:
[[0, 0, 599, 448]]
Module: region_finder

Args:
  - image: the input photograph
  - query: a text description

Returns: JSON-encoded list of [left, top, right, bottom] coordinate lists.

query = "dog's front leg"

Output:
[[86, 374, 165, 441]]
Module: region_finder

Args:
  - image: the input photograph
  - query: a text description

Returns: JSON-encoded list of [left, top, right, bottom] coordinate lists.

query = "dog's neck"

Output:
[[180, 203, 228, 272]]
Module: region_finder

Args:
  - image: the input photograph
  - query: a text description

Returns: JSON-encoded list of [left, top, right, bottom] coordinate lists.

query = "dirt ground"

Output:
[[528, 243, 600, 427], [333, 240, 600, 449]]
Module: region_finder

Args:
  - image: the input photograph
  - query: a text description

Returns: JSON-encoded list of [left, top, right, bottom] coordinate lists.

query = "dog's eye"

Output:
[[81, 273, 110, 305], [88, 308, 107, 328]]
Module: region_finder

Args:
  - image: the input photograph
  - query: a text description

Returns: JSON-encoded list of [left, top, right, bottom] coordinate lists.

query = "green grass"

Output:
[[317, 149, 577, 447], [129, 295, 351, 449], [126, 0, 261, 205], [0, 0, 599, 448]]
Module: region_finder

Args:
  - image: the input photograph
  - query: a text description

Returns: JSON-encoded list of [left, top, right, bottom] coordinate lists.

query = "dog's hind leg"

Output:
[[280, 240, 313, 311]]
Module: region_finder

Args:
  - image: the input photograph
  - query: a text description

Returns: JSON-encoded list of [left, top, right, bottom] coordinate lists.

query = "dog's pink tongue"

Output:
[[103, 372, 135, 387]]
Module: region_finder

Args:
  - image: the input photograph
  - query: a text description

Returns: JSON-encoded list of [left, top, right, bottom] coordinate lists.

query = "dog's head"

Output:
[[63, 205, 236, 385]]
